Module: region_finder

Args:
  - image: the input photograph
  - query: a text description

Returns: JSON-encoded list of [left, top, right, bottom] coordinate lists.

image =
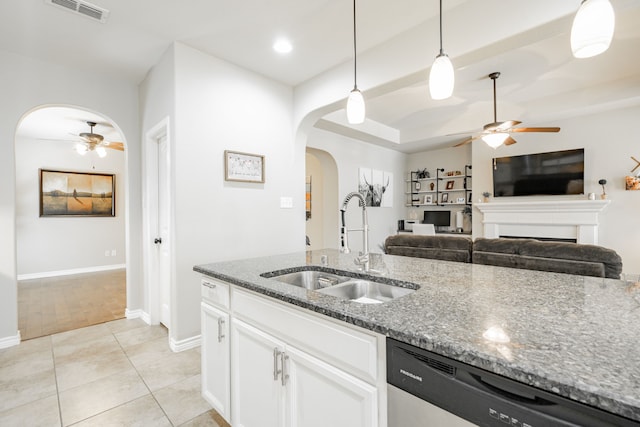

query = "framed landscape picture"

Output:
[[39, 169, 115, 217]]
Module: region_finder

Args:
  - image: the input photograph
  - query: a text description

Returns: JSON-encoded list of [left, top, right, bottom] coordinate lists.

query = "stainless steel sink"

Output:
[[317, 280, 415, 304], [265, 270, 351, 290]]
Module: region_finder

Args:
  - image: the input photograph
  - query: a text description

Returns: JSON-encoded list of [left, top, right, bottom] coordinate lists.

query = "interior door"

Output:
[[157, 135, 170, 327]]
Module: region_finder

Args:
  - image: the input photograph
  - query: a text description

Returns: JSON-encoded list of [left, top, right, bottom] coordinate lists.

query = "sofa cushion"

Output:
[[384, 234, 472, 263], [472, 237, 538, 254], [472, 252, 606, 278]]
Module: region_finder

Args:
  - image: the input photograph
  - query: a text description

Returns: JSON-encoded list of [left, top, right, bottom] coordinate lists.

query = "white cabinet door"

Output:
[[201, 302, 230, 422], [284, 346, 378, 427], [231, 319, 285, 427]]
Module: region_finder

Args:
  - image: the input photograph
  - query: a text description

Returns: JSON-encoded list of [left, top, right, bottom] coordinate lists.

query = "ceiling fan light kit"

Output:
[[571, 0, 615, 58], [346, 0, 365, 125], [429, 0, 454, 100], [482, 133, 509, 149]]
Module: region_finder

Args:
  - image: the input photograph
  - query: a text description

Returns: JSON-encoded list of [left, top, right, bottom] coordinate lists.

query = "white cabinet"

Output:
[[231, 319, 285, 427], [285, 345, 377, 427], [201, 279, 231, 423], [202, 279, 386, 427]]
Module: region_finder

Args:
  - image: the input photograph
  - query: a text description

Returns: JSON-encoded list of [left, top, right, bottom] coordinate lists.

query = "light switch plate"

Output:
[[280, 196, 293, 208]]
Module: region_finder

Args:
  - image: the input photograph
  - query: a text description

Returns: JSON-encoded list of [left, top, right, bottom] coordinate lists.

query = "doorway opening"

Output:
[[15, 105, 128, 340], [305, 148, 339, 250]]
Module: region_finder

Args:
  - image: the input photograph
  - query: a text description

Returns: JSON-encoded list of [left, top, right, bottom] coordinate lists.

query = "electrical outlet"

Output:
[[111, 249, 116, 256], [105, 250, 110, 257]]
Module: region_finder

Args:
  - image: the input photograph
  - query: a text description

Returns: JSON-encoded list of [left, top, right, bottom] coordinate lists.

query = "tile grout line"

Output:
[[50, 334, 64, 427]]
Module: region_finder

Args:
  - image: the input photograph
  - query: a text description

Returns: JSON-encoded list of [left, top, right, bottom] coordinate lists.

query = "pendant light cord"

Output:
[[438, 0, 444, 55], [353, 0, 358, 90]]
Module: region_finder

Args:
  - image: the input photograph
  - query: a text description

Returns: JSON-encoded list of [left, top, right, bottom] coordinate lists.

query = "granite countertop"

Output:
[[194, 249, 640, 422]]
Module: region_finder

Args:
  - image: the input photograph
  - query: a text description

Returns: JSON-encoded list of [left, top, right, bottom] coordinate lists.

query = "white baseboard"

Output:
[[0, 331, 21, 349], [170, 334, 201, 352], [18, 264, 126, 281], [125, 308, 151, 325]]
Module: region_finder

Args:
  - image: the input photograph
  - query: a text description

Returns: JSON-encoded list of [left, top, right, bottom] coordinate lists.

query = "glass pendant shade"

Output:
[[482, 133, 508, 149], [347, 88, 365, 124], [571, 0, 615, 58], [429, 53, 455, 100], [75, 143, 88, 155], [96, 146, 107, 158]]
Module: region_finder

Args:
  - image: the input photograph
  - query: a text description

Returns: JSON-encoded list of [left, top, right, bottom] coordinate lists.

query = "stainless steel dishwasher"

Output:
[[387, 338, 638, 427]]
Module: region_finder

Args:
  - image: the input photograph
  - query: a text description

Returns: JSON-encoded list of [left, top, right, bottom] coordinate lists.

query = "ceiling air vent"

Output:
[[45, 0, 109, 23]]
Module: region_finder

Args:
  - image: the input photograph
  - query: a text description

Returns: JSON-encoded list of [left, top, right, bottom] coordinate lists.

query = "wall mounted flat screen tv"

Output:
[[423, 210, 450, 226], [493, 149, 584, 197]]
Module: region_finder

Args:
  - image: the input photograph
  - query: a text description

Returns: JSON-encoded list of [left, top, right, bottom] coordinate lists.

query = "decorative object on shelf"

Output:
[[39, 169, 115, 217], [571, 0, 615, 59], [417, 169, 430, 179], [446, 180, 455, 190], [415, 181, 421, 191], [424, 194, 432, 204], [456, 197, 465, 203], [428, 0, 454, 100], [441, 193, 449, 203], [626, 176, 640, 191], [225, 150, 265, 183], [359, 168, 393, 207], [598, 179, 607, 199], [588, 192, 596, 200], [429, 182, 435, 191], [346, 0, 365, 124], [482, 191, 491, 203], [456, 211, 464, 232]]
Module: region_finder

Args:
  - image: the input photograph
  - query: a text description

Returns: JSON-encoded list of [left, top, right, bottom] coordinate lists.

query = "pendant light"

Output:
[[346, 0, 365, 124], [429, 0, 454, 100], [571, 0, 615, 58]]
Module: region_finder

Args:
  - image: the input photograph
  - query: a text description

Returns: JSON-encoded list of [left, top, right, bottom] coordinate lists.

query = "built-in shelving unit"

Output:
[[405, 165, 472, 207]]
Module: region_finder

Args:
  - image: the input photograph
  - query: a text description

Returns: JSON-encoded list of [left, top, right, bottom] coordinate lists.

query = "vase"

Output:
[[600, 193, 607, 200]]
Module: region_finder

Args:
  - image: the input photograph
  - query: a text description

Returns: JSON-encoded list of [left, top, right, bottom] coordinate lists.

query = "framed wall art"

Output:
[[446, 180, 455, 190], [224, 150, 265, 183], [39, 169, 115, 217]]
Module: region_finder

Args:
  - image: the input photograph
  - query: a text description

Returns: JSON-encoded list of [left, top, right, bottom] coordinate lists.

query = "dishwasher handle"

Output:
[[469, 372, 553, 406]]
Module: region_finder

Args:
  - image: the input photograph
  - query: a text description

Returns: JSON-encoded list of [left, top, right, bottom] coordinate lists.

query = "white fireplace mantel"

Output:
[[476, 199, 610, 244]]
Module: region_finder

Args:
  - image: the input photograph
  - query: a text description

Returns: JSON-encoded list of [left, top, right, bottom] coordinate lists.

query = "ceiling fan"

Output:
[[74, 121, 124, 157], [453, 72, 560, 148]]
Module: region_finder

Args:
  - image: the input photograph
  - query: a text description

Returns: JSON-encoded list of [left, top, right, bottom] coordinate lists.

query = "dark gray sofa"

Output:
[[384, 235, 623, 279], [384, 234, 473, 263], [472, 238, 623, 279]]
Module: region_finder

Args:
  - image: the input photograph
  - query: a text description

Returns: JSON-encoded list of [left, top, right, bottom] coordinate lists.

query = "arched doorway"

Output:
[[305, 147, 339, 250], [15, 105, 128, 339]]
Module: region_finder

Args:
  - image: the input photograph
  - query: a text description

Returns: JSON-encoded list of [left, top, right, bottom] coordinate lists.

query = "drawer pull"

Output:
[[202, 281, 217, 289]]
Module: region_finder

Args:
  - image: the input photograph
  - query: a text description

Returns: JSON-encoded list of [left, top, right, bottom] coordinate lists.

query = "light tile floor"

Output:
[[0, 318, 230, 427]]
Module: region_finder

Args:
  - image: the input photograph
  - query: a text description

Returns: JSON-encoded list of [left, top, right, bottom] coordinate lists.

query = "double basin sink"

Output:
[[260, 268, 418, 304]]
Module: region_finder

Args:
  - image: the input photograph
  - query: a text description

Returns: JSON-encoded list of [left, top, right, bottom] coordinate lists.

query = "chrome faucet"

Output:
[[340, 192, 370, 271]]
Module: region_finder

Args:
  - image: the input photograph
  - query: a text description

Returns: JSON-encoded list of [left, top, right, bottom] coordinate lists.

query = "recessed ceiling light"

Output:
[[273, 38, 293, 54]]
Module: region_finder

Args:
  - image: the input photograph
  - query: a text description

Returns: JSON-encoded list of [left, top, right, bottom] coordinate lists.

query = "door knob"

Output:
[[154, 238, 162, 244]]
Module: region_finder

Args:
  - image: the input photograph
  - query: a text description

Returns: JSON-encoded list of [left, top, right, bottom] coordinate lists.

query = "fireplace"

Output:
[[476, 200, 610, 245]]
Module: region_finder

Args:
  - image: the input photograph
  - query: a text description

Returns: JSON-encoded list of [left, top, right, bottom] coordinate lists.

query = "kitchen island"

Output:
[[194, 249, 640, 424]]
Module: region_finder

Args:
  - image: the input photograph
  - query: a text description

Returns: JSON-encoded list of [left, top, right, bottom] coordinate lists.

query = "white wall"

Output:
[[406, 146, 472, 231], [166, 43, 301, 342], [306, 128, 408, 254], [0, 48, 141, 344], [471, 105, 640, 274], [15, 137, 126, 276]]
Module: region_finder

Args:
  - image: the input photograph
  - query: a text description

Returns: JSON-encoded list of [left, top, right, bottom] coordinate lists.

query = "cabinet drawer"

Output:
[[201, 278, 230, 309], [233, 288, 378, 384]]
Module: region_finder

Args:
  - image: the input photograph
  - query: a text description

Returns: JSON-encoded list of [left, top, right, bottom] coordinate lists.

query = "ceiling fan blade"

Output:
[[446, 129, 481, 137], [106, 143, 125, 151], [510, 127, 560, 133], [496, 120, 521, 130], [453, 134, 484, 147], [504, 136, 517, 146]]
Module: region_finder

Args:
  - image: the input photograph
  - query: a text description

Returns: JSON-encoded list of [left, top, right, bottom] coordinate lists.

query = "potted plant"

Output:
[[482, 191, 491, 203], [598, 179, 607, 199]]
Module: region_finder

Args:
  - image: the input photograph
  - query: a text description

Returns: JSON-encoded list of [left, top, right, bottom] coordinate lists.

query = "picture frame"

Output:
[[39, 169, 115, 217], [424, 194, 432, 204], [224, 150, 265, 183], [441, 193, 449, 203], [446, 180, 455, 190], [456, 197, 465, 203]]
